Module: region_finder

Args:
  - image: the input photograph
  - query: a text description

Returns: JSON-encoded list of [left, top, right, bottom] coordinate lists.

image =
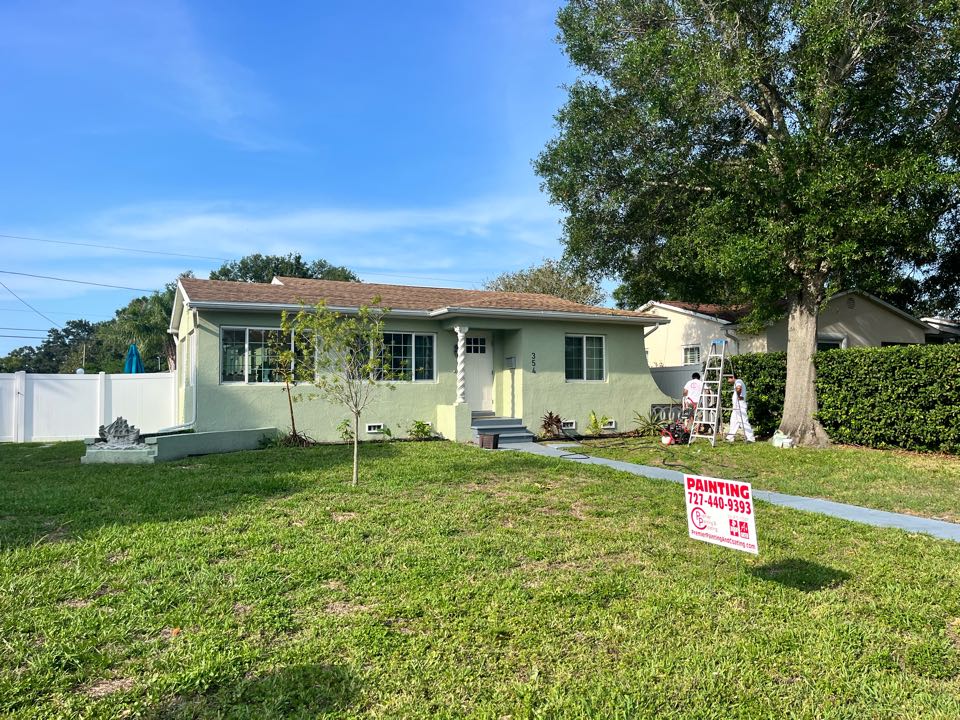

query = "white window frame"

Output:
[[816, 333, 848, 351], [565, 334, 606, 382], [602, 419, 617, 430], [219, 326, 295, 385], [561, 420, 577, 430], [682, 345, 701, 366], [379, 331, 438, 383], [366, 422, 385, 434]]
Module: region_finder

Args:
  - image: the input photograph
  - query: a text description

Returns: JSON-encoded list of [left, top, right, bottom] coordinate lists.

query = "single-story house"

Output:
[[168, 277, 671, 442], [639, 290, 933, 367]]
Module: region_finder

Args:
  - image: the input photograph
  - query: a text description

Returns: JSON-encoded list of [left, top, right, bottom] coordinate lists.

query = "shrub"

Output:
[[633, 410, 666, 438], [407, 420, 434, 441], [586, 410, 610, 436], [541, 411, 564, 437], [727, 344, 960, 453], [816, 344, 960, 453]]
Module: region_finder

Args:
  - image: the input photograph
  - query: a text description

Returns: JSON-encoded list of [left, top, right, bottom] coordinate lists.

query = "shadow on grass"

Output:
[[149, 663, 358, 719], [751, 558, 851, 592], [0, 441, 401, 549]]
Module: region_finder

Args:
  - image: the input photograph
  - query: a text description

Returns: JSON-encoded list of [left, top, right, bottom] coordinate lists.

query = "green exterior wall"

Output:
[[180, 308, 670, 441]]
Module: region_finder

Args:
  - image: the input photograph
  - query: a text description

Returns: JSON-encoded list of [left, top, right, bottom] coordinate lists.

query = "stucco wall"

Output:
[[513, 320, 671, 434], [184, 309, 670, 441], [764, 294, 926, 351], [643, 307, 728, 367]]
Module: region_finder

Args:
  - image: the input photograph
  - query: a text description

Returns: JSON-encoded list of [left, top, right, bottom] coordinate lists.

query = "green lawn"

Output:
[[576, 438, 960, 523], [1, 441, 959, 718]]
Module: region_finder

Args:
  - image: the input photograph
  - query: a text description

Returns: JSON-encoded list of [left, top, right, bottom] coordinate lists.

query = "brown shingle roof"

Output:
[[660, 301, 752, 323], [178, 276, 661, 320]]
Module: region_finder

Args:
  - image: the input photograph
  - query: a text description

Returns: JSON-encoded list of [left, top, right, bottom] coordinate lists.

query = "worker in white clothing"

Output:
[[725, 372, 755, 442], [681, 372, 702, 430]]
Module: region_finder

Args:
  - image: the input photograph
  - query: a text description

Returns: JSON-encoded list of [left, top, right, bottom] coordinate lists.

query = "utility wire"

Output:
[[0, 270, 153, 292], [0, 327, 49, 331], [0, 279, 61, 328], [0, 231, 484, 286], [0, 233, 230, 262], [0, 334, 48, 339]]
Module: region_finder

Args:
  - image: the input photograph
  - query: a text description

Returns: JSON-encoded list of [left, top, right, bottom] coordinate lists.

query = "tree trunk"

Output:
[[352, 414, 360, 486], [779, 289, 830, 448], [165, 336, 177, 372], [285, 379, 297, 438]]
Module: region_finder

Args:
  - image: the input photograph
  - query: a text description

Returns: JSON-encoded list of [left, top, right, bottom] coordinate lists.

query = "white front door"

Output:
[[464, 333, 494, 412]]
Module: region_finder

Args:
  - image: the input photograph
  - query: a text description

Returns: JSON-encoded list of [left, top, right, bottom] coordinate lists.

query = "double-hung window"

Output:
[[565, 334, 605, 381], [682, 345, 701, 365], [380, 332, 435, 381]]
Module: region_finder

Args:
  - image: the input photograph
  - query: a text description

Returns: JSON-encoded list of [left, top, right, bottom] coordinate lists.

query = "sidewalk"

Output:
[[508, 442, 960, 543]]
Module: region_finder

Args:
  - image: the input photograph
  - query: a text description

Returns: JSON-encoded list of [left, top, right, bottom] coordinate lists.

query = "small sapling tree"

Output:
[[286, 299, 395, 485], [271, 316, 318, 446]]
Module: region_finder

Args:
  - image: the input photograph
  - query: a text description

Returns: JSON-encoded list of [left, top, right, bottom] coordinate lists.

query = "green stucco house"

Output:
[[168, 276, 670, 443]]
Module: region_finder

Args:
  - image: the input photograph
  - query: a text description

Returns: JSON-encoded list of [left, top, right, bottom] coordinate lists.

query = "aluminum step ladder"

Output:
[[688, 338, 732, 446]]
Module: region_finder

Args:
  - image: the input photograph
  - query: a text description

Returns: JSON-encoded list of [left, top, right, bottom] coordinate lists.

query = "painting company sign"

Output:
[[684, 474, 758, 554]]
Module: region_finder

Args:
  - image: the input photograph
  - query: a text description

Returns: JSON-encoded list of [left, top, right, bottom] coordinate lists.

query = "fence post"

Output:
[[98, 372, 107, 427], [13, 371, 26, 443]]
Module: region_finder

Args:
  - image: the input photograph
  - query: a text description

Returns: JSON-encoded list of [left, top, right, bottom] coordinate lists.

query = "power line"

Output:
[[0, 327, 48, 331], [0, 231, 484, 285], [0, 280, 61, 328], [0, 334, 48, 339], [0, 307, 113, 318], [0, 232, 230, 262], [0, 270, 153, 292]]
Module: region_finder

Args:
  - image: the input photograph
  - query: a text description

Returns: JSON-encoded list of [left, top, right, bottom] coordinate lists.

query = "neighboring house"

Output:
[[639, 291, 932, 367], [168, 277, 670, 443], [923, 316, 960, 344]]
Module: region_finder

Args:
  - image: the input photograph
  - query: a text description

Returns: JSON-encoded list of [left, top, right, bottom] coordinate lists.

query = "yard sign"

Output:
[[684, 474, 759, 554]]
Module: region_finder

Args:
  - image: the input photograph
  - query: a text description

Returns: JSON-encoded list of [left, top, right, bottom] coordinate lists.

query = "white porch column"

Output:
[[454, 326, 468, 405]]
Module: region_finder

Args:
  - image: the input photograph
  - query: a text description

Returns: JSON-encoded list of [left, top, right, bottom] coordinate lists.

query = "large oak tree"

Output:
[[537, 0, 960, 445]]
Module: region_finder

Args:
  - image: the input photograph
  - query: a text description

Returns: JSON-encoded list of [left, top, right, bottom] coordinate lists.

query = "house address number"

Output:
[[531, 352, 537, 373]]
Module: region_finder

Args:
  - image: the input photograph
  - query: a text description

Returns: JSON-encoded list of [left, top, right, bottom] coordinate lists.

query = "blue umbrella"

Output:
[[123, 344, 145, 374]]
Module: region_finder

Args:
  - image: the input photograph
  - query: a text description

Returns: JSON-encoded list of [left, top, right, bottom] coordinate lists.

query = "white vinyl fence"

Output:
[[0, 372, 176, 442]]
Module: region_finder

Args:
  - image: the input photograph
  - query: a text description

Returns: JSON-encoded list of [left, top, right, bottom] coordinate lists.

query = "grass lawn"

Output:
[[1, 441, 959, 718], [576, 438, 960, 524]]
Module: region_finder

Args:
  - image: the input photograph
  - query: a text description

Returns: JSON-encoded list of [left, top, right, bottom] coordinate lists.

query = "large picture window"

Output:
[[565, 334, 605, 381], [221, 327, 292, 384], [220, 327, 435, 384]]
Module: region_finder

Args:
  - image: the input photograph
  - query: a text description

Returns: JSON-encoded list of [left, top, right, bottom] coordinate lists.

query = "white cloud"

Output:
[[3, 194, 565, 294]]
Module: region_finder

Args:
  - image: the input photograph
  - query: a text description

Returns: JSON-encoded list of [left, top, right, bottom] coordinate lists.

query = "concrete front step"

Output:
[[471, 416, 526, 429], [470, 416, 535, 445]]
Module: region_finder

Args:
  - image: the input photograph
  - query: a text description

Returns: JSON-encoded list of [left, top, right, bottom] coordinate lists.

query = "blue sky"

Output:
[[0, 0, 576, 356]]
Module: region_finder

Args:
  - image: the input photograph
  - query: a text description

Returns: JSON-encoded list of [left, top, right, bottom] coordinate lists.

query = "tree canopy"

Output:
[[210, 253, 360, 284], [536, 0, 960, 444], [483, 258, 606, 306]]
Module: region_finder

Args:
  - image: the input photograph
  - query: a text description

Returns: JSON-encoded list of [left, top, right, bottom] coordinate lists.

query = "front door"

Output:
[[464, 333, 494, 412]]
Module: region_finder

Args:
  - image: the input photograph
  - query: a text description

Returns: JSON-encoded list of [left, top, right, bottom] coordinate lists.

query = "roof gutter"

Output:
[[429, 306, 668, 326], [184, 300, 434, 318], [175, 300, 668, 326]]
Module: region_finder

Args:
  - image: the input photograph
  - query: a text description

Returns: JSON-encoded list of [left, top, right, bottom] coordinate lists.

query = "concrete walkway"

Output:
[[508, 442, 960, 544]]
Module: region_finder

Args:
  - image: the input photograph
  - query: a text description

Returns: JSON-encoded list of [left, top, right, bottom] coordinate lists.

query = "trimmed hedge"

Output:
[[727, 344, 960, 453]]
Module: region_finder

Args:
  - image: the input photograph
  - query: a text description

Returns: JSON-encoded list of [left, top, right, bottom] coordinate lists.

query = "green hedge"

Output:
[[727, 344, 960, 453]]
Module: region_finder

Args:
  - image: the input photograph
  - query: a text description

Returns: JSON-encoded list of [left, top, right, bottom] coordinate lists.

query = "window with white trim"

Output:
[[682, 345, 701, 365], [378, 332, 436, 382], [565, 334, 605, 381], [220, 327, 293, 384]]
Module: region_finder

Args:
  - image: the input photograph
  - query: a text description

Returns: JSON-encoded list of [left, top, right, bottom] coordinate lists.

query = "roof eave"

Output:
[[642, 301, 731, 325], [430, 306, 667, 325]]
